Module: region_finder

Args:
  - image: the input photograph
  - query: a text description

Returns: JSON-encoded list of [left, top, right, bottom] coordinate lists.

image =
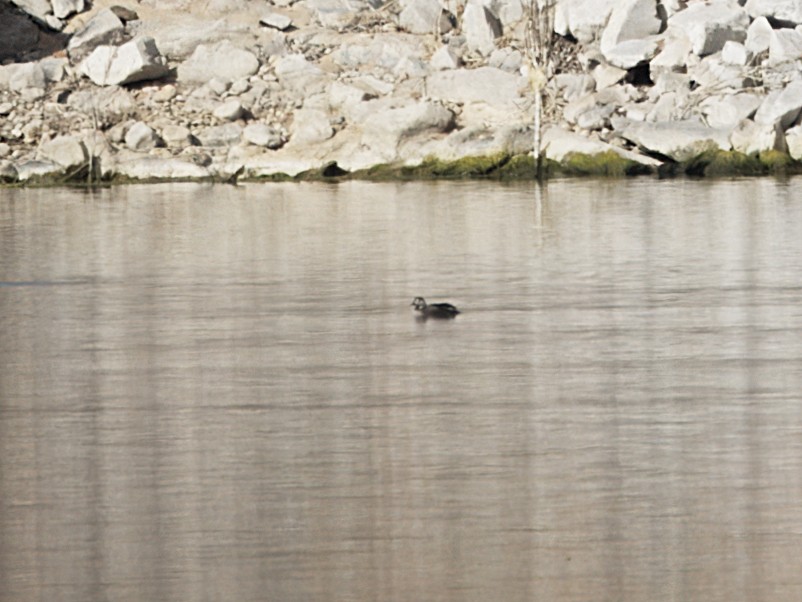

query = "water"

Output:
[[1, 179, 802, 602]]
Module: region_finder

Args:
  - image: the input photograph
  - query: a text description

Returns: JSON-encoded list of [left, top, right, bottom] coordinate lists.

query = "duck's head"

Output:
[[411, 297, 427, 311]]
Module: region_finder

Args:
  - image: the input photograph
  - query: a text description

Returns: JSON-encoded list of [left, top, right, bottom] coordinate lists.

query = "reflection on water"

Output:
[[1, 179, 802, 602]]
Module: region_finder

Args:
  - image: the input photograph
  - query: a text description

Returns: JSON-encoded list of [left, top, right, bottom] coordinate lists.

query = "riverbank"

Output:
[[3, 0, 802, 185]]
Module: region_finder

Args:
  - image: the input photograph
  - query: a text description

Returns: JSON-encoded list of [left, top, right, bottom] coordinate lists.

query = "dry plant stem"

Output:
[[524, 0, 556, 178]]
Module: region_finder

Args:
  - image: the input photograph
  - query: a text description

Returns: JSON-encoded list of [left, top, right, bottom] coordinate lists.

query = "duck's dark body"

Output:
[[411, 297, 460, 319]]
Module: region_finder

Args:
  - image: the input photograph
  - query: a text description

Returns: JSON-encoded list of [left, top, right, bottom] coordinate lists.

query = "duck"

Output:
[[411, 296, 460, 319]]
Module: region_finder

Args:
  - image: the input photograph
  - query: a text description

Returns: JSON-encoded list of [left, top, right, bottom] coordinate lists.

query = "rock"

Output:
[[115, 157, 211, 181], [426, 67, 525, 106], [197, 123, 243, 146], [488, 47, 522, 73], [361, 101, 453, 159], [615, 119, 732, 161], [746, 16, 773, 54], [10, 0, 51, 22], [125, 121, 163, 151], [67, 87, 137, 124], [40, 57, 68, 82], [275, 54, 329, 96], [243, 123, 284, 148], [425, 123, 533, 161], [177, 41, 260, 85], [542, 126, 662, 167], [650, 32, 693, 78], [306, 0, 362, 29], [0, 160, 17, 182], [52, 0, 84, 19], [600, 0, 662, 57], [785, 124, 802, 159], [700, 92, 764, 128], [15, 160, 62, 182], [67, 8, 125, 60], [730, 119, 786, 154], [160, 124, 195, 148], [152, 84, 177, 102], [399, 0, 442, 35], [430, 45, 461, 70], [721, 41, 751, 65], [80, 37, 169, 87], [769, 28, 802, 63], [754, 80, 802, 127], [553, 73, 595, 102], [555, 0, 618, 44], [260, 12, 293, 30], [1, 62, 46, 93], [689, 56, 753, 89], [462, 0, 503, 56], [591, 63, 627, 89], [0, 102, 12, 116], [328, 81, 369, 109], [666, 1, 749, 56], [289, 108, 333, 146], [0, 142, 10, 157], [110, 5, 139, 22], [37, 135, 88, 169], [604, 37, 661, 69], [213, 99, 245, 121], [745, 0, 802, 25]]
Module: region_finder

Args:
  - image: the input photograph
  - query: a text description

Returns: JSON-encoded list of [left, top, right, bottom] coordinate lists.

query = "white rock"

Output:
[[328, 81, 368, 109], [745, 0, 802, 25], [39, 57, 68, 82], [243, 123, 284, 148], [177, 41, 260, 84], [605, 37, 661, 69], [542, 126, 662, 167], [754, 79, 802, 127], [426, 67, 526, 105], [10, 0, 51, 21], [67, 87, 137, 122], [616, 119, 732, 161], [274, 54, 329, 96], [15, 160, 62, 182], [430, 45, 461, 70], [399, 0, 442, 34], [463, 0, 503, 56], [160, 125, 194, 148], [361, 101, 453, 159], [721, 41, 751, 65], [730, 119, 787, 154], [67, 8, 124, 60], [306, 0, 362, 28], [52, 0, 84, 19], [689, 56, 753, 89], [115, 157, 211, 181], [785, 124, 802, 159], [125, 121, 163, 151], [650, 33, 694, 78], [769, 28, 802, 63], [488, 47, 522, 73], [554, 73, 595, 102], [667, 1, 749, 56], [591, 63, 626, 89], [80, 37, 169, 87], [37, 135, 88, 169], [0, 102, 12, 116], [3, 62, 46, 93], [700, 93, 764, 128], [600, 0, 662, 56], [289, 108, 333, 146], [213, 99, 245, 121], [152, 85, 177, 102], [198, 123, 243, 146], [746, 16, 773, 54], [0, 142, 10, 157], [260, 12, 293, 30], [554, 0, 618, 44]]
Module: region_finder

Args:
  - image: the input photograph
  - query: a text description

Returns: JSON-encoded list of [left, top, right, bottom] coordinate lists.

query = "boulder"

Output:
[[1, 62, 46, 93], [430, 45, 461, 70], [213, 100, 245, 121], [67, 8, 125, 60], [554, 0, 618, 44], [80, 37, 169, 87], [591, 63, 627, 89], [40, 57, 68, 82], [243, 123, 284, 148], [553, 73, 596, 102], [197, 123, 243, 147], [542, 126, 662, 167], [604, 37, 661, 69], [721, 41, 751, 65], [115, 157, 211, 181], [426, 67, 526, 106], [177, 41, 260, 84], [52, 0, 84, 19], [488, 47, 522, 73], [689, 56, 754, 89], [160, 125, 195, 148], [746, 16, 773, 54], [730, 119, 787, 154], [463, 0, 503, 56], [67, 87, 137, 124], [745, 0, 802, 25], [700, 92, 764, 128], [785, 124, 802, 159], [37, 135, 88, 169], [666, 1, 749, 56], [289, 108, 333, 146], [306, 0, 362, 28], [361, 101, 454, 159], [650, 33, 694, 78], [768, 28, 802, 63], [125, 121, 163, 151], [10, 0, 51, 22], [600, 0, 662, 56], [274, 53, 330, 96], [328, 81, 370, 109], [399, 0, 442, 34], [753, 79, 802, 127], [14, 160, 62, 182], [0, 160, 18, 183], [615, 118, 732, 161], [260, 12, 293, 31]]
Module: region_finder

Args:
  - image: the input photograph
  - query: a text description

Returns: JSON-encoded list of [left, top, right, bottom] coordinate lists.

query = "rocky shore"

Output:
[[3, 0, 802, 185]]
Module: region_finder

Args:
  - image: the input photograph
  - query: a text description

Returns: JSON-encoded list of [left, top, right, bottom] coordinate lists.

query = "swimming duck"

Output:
[[411, 297, 460, 319]]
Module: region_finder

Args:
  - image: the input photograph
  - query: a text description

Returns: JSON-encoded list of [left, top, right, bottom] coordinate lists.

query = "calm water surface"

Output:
[[1, 179, 802, 601]]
